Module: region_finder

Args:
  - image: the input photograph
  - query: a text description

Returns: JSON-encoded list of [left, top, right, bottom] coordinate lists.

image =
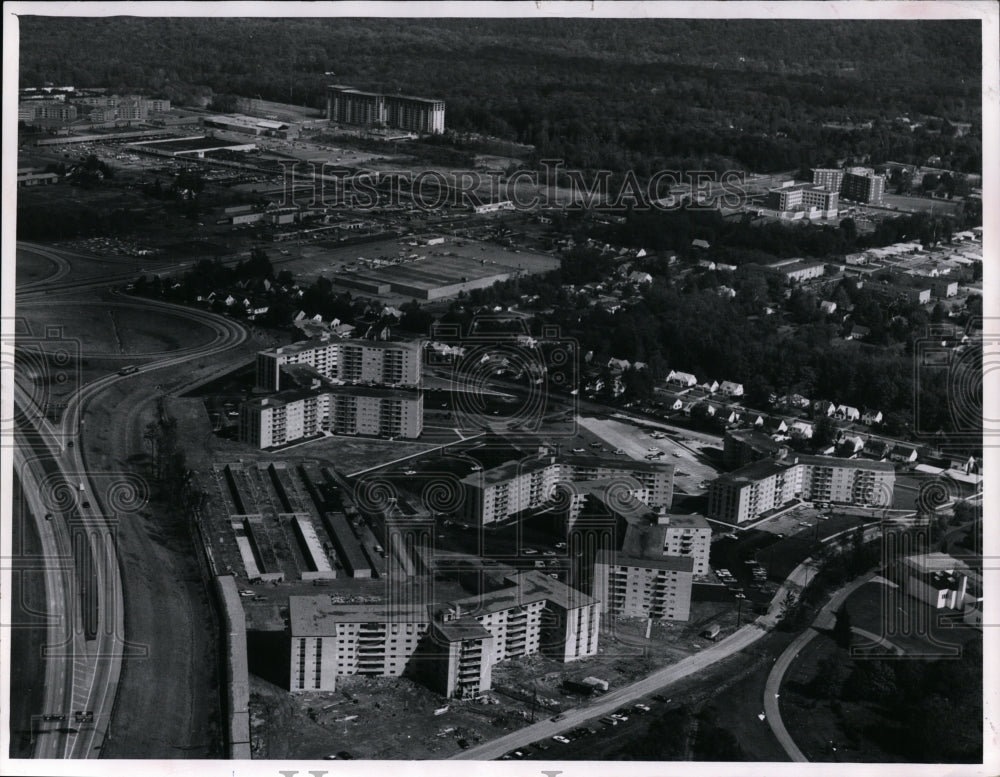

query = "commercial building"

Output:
[[17, 168, 59, 187], [460, 454, 674, 527], [841, 167, 885, 204], [707, 453, 895, 525], [289, 571, 598, 696], [326, 85, 445, 134], [767, 259, 827, 284], [899, 553, 970, 610], [255, 337, 421, 391], [239, 385, 423, 448], [593, 550, 694, 621]]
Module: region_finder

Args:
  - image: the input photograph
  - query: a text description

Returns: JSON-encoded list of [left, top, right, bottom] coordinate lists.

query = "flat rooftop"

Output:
[[132, 136, 251, 153], [595, 549, 695, 573], [288, 596, 427, 636], [266, 336, 419, 357]]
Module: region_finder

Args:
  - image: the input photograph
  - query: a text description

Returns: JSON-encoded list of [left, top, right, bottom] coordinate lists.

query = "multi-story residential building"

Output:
[[459, 454, 674, 527], [707, 453, 895, 524], [593, 550, 694, 621], [289, 571, 598, 697], [841, 167, 886, 204], [811, 168, 845, 192], [766, 183, 838, 213], [20, 100, 78, 124], [240, 386, 423, 448], [326, 85, 445, 134], [289, 600, 429, 691], [255, 337, 421, 391]]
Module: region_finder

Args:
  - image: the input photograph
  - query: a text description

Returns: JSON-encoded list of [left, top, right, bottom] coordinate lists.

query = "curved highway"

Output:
[[12, 270, 248, 758]]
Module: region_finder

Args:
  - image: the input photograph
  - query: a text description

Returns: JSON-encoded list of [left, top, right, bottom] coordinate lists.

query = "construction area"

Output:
[[208, 460, 392, 585]]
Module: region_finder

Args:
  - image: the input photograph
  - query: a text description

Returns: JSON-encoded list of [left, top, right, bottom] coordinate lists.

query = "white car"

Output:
[[647, 447, 658, 452], [239, 590, 255, 598], [572, 447, 585, 453], [552, 735, 571, 745], [522, 548, 539, 555]]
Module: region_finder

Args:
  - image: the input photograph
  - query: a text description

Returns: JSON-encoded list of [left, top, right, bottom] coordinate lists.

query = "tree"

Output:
[[813, 413, 837, 449], [833, 606, 853, 648]]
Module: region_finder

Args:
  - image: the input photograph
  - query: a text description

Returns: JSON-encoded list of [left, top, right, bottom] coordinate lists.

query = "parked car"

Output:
[[551, 735, 571, 745], [600, 716, 618, 726]]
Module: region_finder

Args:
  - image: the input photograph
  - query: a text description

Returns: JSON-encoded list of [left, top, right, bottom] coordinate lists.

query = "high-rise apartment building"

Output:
[[326, 85, 445, 134]]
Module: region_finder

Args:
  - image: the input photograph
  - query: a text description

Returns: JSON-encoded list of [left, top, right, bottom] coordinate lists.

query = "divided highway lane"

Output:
[[12, 292, 249, 758]]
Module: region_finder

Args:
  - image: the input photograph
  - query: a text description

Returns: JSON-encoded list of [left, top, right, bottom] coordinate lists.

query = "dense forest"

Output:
[[19, 17, 982, 174]]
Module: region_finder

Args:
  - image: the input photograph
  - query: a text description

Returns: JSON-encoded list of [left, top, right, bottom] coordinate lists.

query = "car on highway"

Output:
[[550, 713, 566, 722], [672, 452, 682, 457], [551, 735, 571, 745]]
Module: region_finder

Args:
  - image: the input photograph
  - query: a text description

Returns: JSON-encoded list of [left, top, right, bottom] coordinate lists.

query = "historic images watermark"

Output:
[[273, 160, 749, 213]]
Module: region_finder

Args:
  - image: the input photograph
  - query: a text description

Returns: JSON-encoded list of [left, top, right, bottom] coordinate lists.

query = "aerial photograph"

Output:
[[2, 2, 995, 773]]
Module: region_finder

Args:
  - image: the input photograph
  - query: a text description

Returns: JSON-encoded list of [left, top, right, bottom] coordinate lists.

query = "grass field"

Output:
[[18, 301, 219, 357], [15, 245, 62, 285]]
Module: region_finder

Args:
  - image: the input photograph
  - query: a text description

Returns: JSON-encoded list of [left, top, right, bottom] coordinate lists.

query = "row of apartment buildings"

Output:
[[289, 570, 598, 697], [707, 451, 895, 524], [19, 94, 171, 126], [459, 453, 675, 527], [326, 85, 445, 134], [239, 385, 423, 447], [255, 336, 421, 391], [242, 337, 424, 448]]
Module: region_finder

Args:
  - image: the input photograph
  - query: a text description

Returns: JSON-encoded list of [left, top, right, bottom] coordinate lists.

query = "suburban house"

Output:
[[863, 439, 891, 460], [891, 445, 918, 463], [719, 381, 744, 397], [667, 370, 698, 388], [862, 409, 883, 425], [835, 404, 861, 422]]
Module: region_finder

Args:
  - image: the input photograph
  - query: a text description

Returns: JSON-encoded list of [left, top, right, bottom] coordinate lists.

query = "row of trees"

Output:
[[19, 18, 981, 176]]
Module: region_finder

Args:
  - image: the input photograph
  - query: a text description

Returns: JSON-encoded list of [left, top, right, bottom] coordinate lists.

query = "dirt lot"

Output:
[[249, 673, 540, 760]]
